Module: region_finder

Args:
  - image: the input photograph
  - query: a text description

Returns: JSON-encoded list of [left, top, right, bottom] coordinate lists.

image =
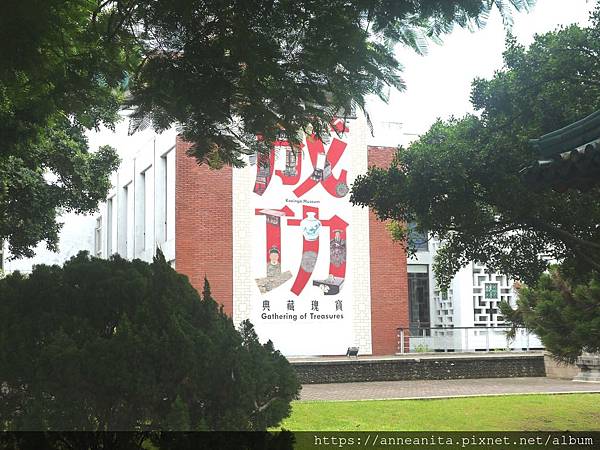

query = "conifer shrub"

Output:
[[0, 251, 300, 431], [501, 267, 600, 362]]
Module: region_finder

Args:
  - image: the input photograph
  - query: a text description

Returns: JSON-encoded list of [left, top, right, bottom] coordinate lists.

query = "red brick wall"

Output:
[[174, 139, 408, 353], [367, 146, 409, 355], [175, 137, 233, 315]]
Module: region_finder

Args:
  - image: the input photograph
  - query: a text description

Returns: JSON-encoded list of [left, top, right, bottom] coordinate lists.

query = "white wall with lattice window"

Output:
[[433, 286, 454, 327], [471, 262, 517, 327], [412, 238, 520, 330]]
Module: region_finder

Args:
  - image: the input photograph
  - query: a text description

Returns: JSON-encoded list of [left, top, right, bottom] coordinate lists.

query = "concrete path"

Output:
[[299, 377, 600, 401]]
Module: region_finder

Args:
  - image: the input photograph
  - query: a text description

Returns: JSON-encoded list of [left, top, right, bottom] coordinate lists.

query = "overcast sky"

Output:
[[367, 0, 595, 146]]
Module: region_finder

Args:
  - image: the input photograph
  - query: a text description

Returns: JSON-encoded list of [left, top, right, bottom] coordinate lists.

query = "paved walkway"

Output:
[[299, 377, 600, 401]]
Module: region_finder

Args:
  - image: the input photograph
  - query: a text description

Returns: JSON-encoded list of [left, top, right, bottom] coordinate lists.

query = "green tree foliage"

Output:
[[351, 6, 600, 359], [127, 0, 536, 167], [500, 268, 600, 362], [352, 11, 600, 286], [0, 251, 300, 431], [0, 0, 130, 258], [1, 0, 535, 257]]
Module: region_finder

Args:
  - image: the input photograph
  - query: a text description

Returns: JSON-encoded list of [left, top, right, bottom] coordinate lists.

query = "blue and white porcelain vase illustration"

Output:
[[301, 212, 321, 241]]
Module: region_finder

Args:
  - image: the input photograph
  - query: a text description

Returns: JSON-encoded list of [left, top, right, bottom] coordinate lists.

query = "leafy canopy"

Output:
[[1, 0, 535, 258], [0, 251, 300, 431], [0, 0, 131, 257], [352, 8, 600, 288], [127, 0, 536, 166], [351, 6, 600, 360]]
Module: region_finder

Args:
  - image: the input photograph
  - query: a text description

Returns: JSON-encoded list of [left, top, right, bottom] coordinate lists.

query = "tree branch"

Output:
[[571, 246, 600, 272], [57, 435, 77, 450], [254, 396, 279, 413], [442, 220, 523, 237], [527, 218, 600, 251]]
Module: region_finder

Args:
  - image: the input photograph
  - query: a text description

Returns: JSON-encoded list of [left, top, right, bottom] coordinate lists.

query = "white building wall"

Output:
[[453, 264, 474, 328], [408, 238, 543, 351], [2, 117, 177, 273], [95, 123, 178, 265], [2, 213, 96, 274], [349, 113, 373, 354], [232, 156, 254, 328]]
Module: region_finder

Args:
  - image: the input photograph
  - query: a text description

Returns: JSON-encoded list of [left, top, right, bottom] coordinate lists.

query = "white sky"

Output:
[[367, 0, 595, 146]]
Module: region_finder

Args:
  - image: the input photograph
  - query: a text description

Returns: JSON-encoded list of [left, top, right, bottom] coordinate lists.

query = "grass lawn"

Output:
[[278, 394, 600, 431]]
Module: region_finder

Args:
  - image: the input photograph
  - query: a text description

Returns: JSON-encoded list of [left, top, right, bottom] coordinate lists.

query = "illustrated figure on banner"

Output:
[[255, 246, 293, 294]]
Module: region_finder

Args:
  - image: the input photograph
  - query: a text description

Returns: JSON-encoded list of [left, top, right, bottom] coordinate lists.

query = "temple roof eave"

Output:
[[529, 110, 600, 159]]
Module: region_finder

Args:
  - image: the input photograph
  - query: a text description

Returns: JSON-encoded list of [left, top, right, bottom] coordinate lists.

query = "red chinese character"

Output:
[[287, 206, 349, 296], [293, 135, 349, 198]]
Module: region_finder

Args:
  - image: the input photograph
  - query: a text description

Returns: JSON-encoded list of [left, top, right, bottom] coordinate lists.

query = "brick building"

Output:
[[92, 114, 409, 357]]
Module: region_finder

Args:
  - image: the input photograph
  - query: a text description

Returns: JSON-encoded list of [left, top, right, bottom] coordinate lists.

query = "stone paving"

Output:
[[299, 377, 600, 401]]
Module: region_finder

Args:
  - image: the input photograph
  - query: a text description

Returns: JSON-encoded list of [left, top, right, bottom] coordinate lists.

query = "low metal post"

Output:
[[400, 329, 405, 354], [442, 329, 446, 352], [526, 330, 530, 352], [486, 328, 490, 352]]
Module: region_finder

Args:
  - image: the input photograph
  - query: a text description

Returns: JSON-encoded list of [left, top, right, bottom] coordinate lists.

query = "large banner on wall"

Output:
[[250, 119, 356, 355]]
